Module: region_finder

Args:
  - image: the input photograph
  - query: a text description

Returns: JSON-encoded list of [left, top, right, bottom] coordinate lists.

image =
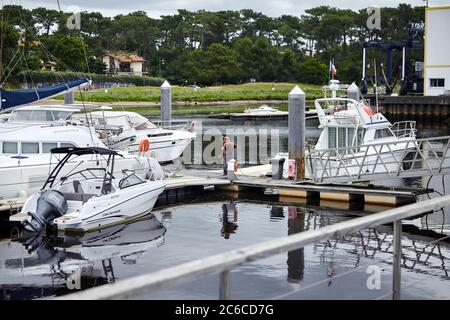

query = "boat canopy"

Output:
[[0, 78, 89, 113], [50, 146, 121, 156]]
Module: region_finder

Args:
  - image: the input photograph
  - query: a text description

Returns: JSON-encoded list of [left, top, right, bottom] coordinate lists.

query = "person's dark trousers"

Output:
[[223, 159, 228, 175]]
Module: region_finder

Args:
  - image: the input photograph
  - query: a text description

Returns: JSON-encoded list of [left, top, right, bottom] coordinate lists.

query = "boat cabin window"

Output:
[[43, 143, 58, 153], [60, 143, 76, 148], [2, 142, 18, 154], [328, 127, 365, 154], [9, 110, 72, 122], [374, 128, 394, 139], [22, 142, 39, 154]]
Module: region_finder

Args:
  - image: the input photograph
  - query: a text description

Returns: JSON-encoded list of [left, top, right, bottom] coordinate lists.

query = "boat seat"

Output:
[[63, 192, 96, 203]]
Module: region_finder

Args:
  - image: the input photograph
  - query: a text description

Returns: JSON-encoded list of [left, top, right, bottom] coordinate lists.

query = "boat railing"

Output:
[[390, 121, 417, 138], [153, 120, 195, 132], [59, 193, 450, 300], [307, 135, 450, 183]]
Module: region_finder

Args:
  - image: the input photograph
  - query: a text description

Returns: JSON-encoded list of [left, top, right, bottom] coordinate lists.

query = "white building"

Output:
[[424, 5, 450, 96], [101, 53, 147, 76]]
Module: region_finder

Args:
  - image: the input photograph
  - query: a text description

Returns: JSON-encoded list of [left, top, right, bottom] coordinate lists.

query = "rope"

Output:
[[77, 85, 96, 147]]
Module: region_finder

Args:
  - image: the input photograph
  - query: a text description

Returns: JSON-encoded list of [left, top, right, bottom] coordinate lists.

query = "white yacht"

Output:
[[13, 147, 165, 232], [82, 111, 196, 162], [308, 96, 416, 180]]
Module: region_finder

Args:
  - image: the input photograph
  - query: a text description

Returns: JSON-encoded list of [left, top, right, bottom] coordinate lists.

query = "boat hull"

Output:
[[54, 181, 165, 232], [128, 136, 194, 162]]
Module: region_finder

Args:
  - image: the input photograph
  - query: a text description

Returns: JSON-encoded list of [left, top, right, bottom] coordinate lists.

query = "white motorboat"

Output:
[[14, 147, 165, 232], [244, 105, 287, 115], [83, 111, 196, 162]]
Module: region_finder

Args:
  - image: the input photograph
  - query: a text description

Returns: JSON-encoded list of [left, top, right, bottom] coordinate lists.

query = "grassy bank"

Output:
[[63, 82, 324, 103]]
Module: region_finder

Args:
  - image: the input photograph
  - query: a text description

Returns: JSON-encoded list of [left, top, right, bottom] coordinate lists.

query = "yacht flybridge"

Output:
[[12, 147, 165, 233]]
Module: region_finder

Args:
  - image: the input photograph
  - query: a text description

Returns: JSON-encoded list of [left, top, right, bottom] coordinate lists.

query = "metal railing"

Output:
[[307, 136, 450, 183], [59, 194, 450, 300], [153, 119, 195, 131], [390, 121, 417, 138]]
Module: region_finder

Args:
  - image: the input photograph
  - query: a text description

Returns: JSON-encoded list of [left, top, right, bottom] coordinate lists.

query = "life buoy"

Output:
[[363, 105, 375, 116], [138, 137, 150, 153]]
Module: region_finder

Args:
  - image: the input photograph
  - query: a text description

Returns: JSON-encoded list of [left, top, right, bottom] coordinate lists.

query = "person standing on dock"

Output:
[[222, 136, 237, 175]]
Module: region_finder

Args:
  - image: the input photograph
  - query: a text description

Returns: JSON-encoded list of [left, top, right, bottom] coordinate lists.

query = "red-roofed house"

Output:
[[102, 52, 147, 76]]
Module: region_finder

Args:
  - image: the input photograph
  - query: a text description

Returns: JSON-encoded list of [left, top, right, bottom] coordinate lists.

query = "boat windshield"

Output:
[[320, 100, 353, 115], [60, 168, 106, 184], [9, 110, 73, 122], [129, 114, 157, 130]]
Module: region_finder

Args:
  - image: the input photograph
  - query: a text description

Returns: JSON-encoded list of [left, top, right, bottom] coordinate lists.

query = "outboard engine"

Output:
[[23, 190, 68, 233]]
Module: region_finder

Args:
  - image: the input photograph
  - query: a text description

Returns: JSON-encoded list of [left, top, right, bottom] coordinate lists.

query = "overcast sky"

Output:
[[12, 0, 450, 17]]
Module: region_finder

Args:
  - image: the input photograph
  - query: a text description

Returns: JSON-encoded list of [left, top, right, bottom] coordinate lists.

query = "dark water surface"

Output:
[[0, 198, 448, 300]]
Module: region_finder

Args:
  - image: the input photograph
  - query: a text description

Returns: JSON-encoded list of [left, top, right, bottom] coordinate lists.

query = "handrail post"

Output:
[[392, 219, 402, 300], [219, 270, 230, 300]]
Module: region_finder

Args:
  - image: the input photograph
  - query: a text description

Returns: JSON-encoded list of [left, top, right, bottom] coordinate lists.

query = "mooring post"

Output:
[[393, 219, 402, 300], [160, 80, 172, 125], [219, 270, 230, 300], [347, 82, 359, 102], [288, 86, 305, 181], [64, 91, 74, 105]]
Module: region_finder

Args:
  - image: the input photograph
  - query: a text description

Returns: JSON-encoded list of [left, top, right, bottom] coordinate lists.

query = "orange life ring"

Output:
[[363, 105, 375, 116], [138, 137, 150, 153]]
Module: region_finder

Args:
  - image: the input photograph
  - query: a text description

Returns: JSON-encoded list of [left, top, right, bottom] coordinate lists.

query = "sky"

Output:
[[9, 0, 450, 17]]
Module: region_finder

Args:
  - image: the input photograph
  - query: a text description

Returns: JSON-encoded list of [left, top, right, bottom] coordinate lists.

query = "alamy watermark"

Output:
[[66, 5, 81, 30], [366, 265, 382, 290], [366, 6, 381, 30]]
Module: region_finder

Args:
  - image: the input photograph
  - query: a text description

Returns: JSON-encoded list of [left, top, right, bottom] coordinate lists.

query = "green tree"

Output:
[[54, 36, 86, 71], [183, 43, 242, 85], [298, 59, 328, 84]]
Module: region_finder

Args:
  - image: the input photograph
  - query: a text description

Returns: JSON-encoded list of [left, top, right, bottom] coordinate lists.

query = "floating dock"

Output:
[[3, 164, 432, 222]]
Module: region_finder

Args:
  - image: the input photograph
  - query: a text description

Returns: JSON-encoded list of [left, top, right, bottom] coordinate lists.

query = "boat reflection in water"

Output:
[[0, 214, 166, 300]]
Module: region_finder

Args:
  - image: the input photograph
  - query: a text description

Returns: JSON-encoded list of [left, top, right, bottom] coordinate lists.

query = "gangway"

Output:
[[307, 135, 450, 184]]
